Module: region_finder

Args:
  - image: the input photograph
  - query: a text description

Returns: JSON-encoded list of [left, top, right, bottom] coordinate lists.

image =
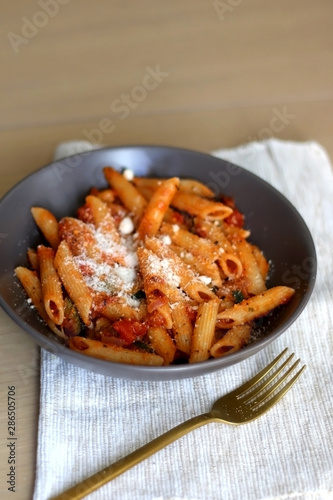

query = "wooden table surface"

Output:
[[1, 1, 332, 498]]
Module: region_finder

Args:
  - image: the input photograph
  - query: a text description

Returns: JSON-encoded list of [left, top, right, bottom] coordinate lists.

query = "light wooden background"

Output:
[[1, 1, 332, 498]]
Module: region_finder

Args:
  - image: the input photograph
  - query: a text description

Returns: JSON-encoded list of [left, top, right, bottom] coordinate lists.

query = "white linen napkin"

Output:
[[34, 139, 333, 500]]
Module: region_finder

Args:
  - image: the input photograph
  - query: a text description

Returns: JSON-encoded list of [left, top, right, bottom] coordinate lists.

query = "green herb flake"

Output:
[[232, 290, 244, 304], [133, 341, 154, 353]]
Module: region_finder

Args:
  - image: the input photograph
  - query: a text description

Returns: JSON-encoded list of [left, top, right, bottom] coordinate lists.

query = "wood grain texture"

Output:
[[0, 1, 332, 498]]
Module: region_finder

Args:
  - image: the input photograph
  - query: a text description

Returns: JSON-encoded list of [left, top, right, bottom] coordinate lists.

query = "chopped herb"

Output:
[[212, 285, 219, 294], [132, 289, 146, 300], [232, 289, 244, 303], [133, 340, 154, 353]]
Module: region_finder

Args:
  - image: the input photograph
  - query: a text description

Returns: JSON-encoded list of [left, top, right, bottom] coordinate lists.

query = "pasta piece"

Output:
[[95, 297, 141, 321], [14, 266, 66, 339], [91, 188, 115, 205], [170, 301, 193, 355], [222, 223, 250, 240], [216, 286, 295, 328], [85, 195, 120, 236], [137, 246, 173, 329], [139, 241, 194, 352], [37, 245, 64, 325], [178, 179, 215, 198], [210, 324, 252, 357], [69, 336, 164, 365], [137, 177, 179, 239], [145, 237, 217, 302], [194, 218, 235, 254], [59, 216, 127, 267], [58, 217, 96, 257], [54, 241, 93, 327], [134, 177, 215, 198], [27, 248, 39, 271], [234, 239, 266, 294], [218, 252, 243, 280], [170, 244, 222, 288], [133, 184, 155, 201], [103, 166, 147, 219], [171, 191, 233, 220], [133, 177, 164, 190], [61, 297, 82, 338], [147, 327, 177, 365], [251, 244, 270, 281], [189, 299, 220, 363], [31, 207, 60, 249], [160, 223, 220, 269]]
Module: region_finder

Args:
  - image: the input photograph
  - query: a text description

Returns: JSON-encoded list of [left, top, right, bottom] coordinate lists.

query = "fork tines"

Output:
[[236, 348, 306, 411]]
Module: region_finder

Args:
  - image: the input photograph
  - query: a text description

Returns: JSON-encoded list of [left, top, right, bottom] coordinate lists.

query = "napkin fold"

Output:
[[34, 139, 333, 500]]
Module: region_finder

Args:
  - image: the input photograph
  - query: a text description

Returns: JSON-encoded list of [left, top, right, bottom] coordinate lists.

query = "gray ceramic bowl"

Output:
[[0, 146, 316, 380]]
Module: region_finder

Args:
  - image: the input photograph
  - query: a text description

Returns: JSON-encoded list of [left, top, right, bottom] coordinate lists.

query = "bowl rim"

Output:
[[0, 144, 317, 379]]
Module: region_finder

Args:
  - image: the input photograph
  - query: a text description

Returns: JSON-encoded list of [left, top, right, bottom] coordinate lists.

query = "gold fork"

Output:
[[53, 348, 305, 500]]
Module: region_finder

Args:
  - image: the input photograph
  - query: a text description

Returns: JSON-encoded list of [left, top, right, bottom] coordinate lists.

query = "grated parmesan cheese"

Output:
[[198, 275, 212, 285], [119, 216, 134, 235], [146, 252, 181, 288], [161, 235, 172, 245], [122, 168, 134, 181], [72, 221, 139, 307]]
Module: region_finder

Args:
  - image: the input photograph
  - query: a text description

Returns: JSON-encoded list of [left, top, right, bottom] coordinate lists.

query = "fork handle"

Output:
[[53, 412, 213, 500]]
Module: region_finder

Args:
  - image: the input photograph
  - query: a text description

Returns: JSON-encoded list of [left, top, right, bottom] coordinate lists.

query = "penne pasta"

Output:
[[37, 245, 64, 325], [170, 244, 222, 288], [104, 166, 147, 219], [95, 297, 141, 321], [218, 252, 243, 280], [69, 336, 164, 365], [137, 177, 179, 239], [171, 191, 233, 221], [31, 207, 60, 249], [216, 286, 295, 329], [54, 241, 93, 327], [233, 239, 266, 295], [137, 246, 174, 329], [189, 299, 219, 363], [144, 237, 216, 302], [147, 326, 177, 365], [251, 244, 270, 281], [27, 248, 39, 271], [14, 266, 66, 339], [210, 324, 252, 357], [85, 195, 120, 237], [160, 223, 220, 265], [194, 218, 235, 254], [170, 301, 194, 355], [134, 177, 215, 198]]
